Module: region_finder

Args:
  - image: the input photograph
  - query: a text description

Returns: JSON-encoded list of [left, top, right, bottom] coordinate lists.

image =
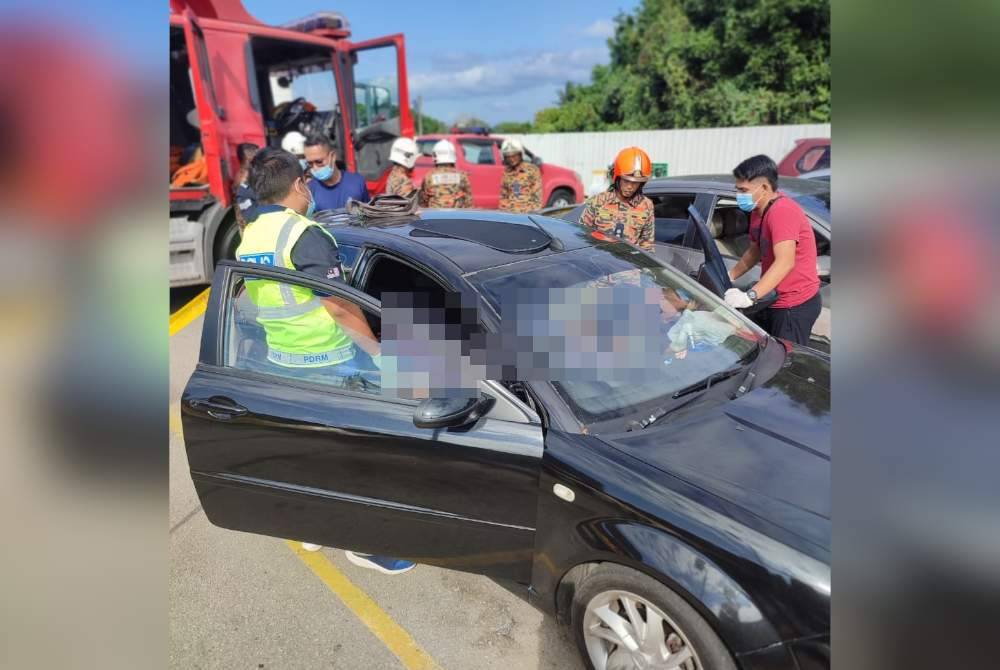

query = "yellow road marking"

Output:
[[286, 541, 441, 670], [170, 288, 210, 336]]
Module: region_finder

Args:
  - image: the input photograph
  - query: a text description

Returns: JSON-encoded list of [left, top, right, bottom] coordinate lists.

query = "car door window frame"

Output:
[[204, 259, 421, 406]]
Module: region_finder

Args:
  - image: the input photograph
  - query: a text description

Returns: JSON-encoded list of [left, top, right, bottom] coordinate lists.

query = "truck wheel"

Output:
[[213, 217, 240, 267], [571, 563, 736, 670], [546, 188, 575, 208]]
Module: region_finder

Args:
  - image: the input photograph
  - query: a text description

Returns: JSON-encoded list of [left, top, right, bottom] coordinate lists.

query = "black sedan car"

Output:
[[544, 176, 831, 351], [182, 209, 830, 670]]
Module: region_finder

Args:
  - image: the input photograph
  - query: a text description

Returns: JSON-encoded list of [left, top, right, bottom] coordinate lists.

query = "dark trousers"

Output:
[[753, 291, 822, 346]]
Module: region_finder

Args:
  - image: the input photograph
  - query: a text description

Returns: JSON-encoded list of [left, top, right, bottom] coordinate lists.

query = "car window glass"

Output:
[[649, 193, 696, 219], [225, 272, 383, 396], [416, 139, 436, 156], [797, 146, 829, 173], [460, 141, 495, 165]]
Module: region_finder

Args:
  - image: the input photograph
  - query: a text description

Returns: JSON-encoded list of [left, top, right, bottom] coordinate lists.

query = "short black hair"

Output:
[[733, 155, 778, 190], [304, 134, 334, 152], [249, 147, 304, 204], [237, 142, 260, 166]]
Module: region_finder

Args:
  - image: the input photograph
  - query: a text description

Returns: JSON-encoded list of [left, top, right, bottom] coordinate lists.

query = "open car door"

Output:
[[684, 205, 777, 315], [181, 261, 542, 582], [179, 11, 231, 204], [335, 35, 414, 195]]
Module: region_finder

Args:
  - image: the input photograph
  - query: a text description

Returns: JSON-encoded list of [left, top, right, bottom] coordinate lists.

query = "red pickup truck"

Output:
[[413, 134, 584, 209]]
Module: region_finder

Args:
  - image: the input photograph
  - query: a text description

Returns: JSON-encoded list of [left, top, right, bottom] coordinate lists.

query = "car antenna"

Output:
[[526, 215, 564, 251]]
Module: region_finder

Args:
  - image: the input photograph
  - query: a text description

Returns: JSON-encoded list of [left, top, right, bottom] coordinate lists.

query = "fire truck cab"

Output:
[[169, 0, 413, 286]]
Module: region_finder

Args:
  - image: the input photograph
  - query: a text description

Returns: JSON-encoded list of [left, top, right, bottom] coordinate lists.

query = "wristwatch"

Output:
[[747, 289, 758, 304]]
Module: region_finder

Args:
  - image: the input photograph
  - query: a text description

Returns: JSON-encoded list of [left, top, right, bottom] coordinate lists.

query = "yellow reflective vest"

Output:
[[235, 208, 353, 367]]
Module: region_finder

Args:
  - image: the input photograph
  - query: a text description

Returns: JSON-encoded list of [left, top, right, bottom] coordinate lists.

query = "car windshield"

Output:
[[472, 245, 764, 425]]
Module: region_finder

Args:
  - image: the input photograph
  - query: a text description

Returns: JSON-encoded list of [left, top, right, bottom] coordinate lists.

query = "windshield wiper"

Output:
[[671, 365, 744, 400]]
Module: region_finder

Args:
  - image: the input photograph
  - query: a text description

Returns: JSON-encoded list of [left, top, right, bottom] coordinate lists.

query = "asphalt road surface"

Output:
[[169, 290, 582, 670]]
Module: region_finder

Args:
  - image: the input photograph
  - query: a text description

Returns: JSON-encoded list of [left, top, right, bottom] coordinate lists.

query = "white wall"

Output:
[[504, 123, 831, 194]]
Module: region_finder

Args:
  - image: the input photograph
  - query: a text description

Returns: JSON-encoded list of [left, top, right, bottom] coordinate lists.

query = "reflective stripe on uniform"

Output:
[[255, 297, 324, 319], [268, 344, 355, 367]]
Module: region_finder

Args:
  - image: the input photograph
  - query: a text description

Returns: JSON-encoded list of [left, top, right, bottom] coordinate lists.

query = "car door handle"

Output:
[[189, 398, 248, 420]]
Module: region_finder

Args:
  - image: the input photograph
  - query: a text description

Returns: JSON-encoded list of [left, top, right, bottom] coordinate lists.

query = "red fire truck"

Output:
[[170, 0, 413, 286]]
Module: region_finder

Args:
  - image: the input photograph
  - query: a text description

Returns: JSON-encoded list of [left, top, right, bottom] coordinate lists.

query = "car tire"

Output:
[[213, 215, 241, 267], [546, 188, 575, 208], [571, 563, 736, 670]]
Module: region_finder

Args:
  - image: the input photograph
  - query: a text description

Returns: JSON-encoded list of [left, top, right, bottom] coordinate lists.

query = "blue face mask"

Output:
[[311, 164, 333, 181], [305, 196, 316, 219], [736, 191, 757, 212]]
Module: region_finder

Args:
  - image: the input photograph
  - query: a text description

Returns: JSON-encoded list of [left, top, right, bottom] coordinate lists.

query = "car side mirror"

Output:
[[413, 395, 494, 429]]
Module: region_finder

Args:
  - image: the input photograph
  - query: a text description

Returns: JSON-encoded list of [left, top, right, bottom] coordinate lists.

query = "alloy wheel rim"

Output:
[[582, 589, 701, 670], [552, 197, 571, 207]]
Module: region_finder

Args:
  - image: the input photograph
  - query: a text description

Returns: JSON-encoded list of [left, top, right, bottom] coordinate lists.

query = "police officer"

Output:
[[237, 147, 415, 574], [419, 139, 472, 208], [579, 146, 655, 252], [385, 137, 418, 197], [498, 138, 542, 213]]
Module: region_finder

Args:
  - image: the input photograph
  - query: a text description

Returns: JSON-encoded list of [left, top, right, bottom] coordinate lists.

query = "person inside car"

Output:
[[725, 155, 821, 345], [579, 147, 655, 251]]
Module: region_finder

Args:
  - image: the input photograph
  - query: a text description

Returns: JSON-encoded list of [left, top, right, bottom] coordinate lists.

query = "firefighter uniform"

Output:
[[499, 161, 542, 212], [385, 164, 417, 198], [579, 190, 655, 252], [419, 166, 473, 209]]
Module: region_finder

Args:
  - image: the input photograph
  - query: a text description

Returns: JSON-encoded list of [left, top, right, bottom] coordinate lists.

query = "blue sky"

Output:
[[244, 0, 641, 125]]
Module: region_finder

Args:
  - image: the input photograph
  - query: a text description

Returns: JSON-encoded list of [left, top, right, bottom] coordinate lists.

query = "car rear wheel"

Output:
[[547, 188, 575, 208], [571, 564, 736, 670]]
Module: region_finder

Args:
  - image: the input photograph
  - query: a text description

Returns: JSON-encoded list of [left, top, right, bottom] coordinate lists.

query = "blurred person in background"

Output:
[[419, 139, 472, 208], [233, 143, 259, 233], [385, 137, 418, 198], [303, 135, 369, 212], [725, 155, 821, 346], [579, 146, 655, 251], [498, 138, 541, 212]]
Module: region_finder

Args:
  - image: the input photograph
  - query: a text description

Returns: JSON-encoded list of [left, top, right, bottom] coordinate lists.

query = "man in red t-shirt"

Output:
[[724, 155, 821, 346]]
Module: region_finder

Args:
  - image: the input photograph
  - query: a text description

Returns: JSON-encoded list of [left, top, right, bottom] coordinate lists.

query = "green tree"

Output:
[[536, 0, 829, 131], [494, 120, 534, 133], [416, 112, 447, 133]]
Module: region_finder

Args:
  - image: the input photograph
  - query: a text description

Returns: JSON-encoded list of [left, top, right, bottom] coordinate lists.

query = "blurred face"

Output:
[[617, 177, 642, 199], [503, 151, 522, 167]]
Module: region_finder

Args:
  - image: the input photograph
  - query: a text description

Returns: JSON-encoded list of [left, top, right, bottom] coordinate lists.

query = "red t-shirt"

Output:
[[749, 193, 820, 308]]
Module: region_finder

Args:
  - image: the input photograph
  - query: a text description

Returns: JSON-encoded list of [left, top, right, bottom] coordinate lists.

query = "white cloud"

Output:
[[409, 47, 608, 100], [582, 19, 615, 39]]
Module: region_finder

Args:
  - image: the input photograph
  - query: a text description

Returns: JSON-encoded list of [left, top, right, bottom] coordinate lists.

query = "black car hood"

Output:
[[602, 347, 831, 550]]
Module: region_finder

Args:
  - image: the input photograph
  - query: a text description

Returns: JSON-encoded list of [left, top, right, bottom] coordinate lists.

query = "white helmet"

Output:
[[433, 139, 457, 165], [500, 138, 523, 156], [389, 137, 418, 169], [281, 130, 306, 156]]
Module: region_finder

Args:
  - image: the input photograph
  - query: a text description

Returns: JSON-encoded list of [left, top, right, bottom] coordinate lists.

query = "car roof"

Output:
[[318, 208, 598, 274], [647, 173, 829, 197]]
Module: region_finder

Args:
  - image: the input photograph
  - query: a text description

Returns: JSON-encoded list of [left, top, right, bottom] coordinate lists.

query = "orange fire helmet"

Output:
[[612, 147, 652, 183]]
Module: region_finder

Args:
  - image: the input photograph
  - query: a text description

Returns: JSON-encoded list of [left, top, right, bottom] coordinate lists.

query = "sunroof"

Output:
[[409, 218, 553, 254]]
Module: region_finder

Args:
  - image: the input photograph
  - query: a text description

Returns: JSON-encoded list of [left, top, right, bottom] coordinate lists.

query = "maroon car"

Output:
[[778, 138, 831, 177]]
